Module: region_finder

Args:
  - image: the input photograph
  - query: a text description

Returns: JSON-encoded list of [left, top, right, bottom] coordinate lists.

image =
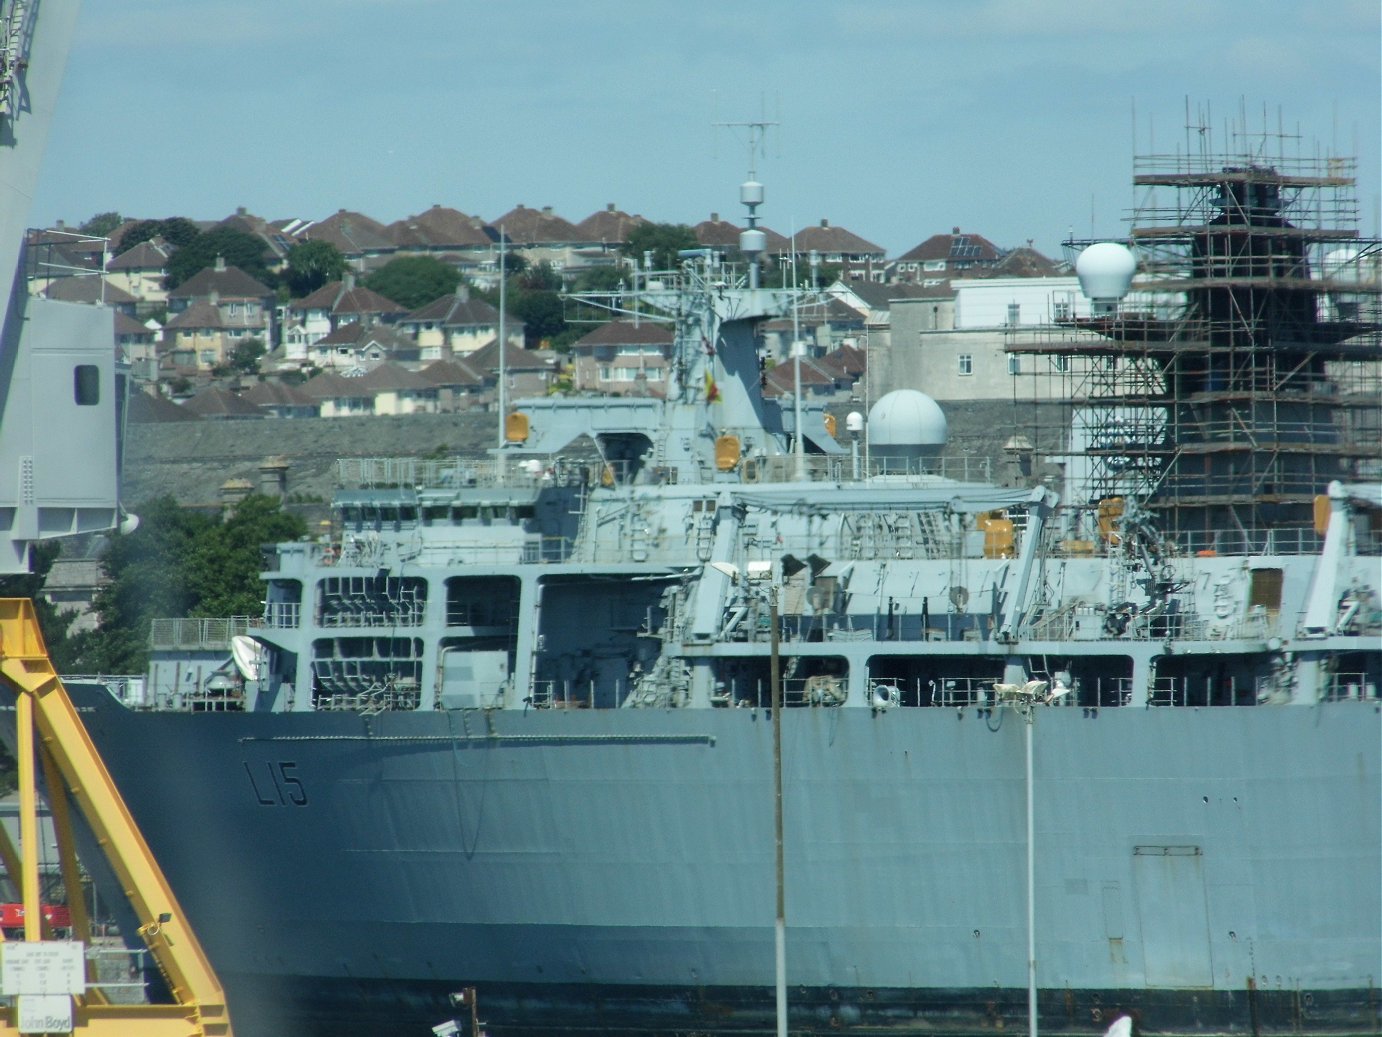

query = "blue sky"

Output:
[[33, 0, 1381, 257]]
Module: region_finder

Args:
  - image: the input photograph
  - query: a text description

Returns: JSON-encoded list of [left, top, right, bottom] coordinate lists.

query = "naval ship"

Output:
[[103, 157, 1382, 1036], [0, 5, 1378, 1036]]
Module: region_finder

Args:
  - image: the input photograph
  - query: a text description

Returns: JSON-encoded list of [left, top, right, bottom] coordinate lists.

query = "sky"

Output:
[[31, 0, 1382, 258]]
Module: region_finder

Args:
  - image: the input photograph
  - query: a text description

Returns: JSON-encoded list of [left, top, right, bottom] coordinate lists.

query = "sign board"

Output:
[[17, 992, 73, 1034], [1, 941, 86, 995]]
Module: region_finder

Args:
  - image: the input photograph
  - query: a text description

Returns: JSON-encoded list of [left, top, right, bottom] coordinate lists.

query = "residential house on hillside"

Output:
[[397, 286, 524, 359], [283, 277, 407, 362], [308, 320, 418, 371], [164, 257, 275, 369], [386, 206, 493, 271], [761, 343, 866, 400], [106, 239, 170, 306], [759, 296, 867, 361], [568, 319, 675, 395], [300, 370, 375, 417], [420, 357, 486, 411], [772, 219, 887, 282], [181, 385, 263, 420], [293, 209, 396, 269], [42, 276, 139, 317], [168, 257, 274, 318], [352, 362, 439, 415], [215, 208, 294, 267], [241, 379, 319, 418], [489, 204, 583, 272], [575, 204, 645, 248], [892, 228, 1005, 282], [113, 311, 158, 374], [467, 338, 560, 398]]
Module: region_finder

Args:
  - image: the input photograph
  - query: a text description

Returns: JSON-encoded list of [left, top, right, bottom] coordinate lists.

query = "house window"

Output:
[[1051, 355, 1070, 372], [1052, 300, 1072, 321], [923, 260, 946, 271], [599, 366, 612, 381], [229, 303, 241, 316], [1007, 354, 1021, 376], [1006, 303, 1020, 325], [958, 354, 973, 376]]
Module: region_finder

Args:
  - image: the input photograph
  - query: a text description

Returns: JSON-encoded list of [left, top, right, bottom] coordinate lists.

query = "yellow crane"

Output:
[[0, 599, 232, 1035]]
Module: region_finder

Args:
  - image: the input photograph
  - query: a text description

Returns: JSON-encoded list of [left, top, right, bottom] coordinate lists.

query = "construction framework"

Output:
[[1009, 116, 1382, 553]]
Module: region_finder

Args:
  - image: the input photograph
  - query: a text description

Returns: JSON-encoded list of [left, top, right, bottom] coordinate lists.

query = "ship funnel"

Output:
[[1075, 242, 1136, 315]]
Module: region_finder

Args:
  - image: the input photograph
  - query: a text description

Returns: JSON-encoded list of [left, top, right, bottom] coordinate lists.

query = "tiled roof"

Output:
[[182, 385, 263, 418], [168, 262, 273, 300], [297, 210, 396, 255], [489, 205, 580, 245], [292, 280, 405, 317], [300, 370, 373, 400], [127, 390, 198, 423], [402, 288, 504, 327], [112, 311, 154, 337], [164, 300, 228, 330], [386, 206, 492, 249], [420, 358, 485, 388], [571, 318, 674, 350], [762, 359, 837, 397], [43, 277, 138, 305], [465, 338, 552, 372], [352, 362, 434, 392], [575, 205, 646, 244], [242, 380, 317, 408], [991, 246, 1062, 278], [106, 239, 169, 271], [786, 220, 885, 257], [692, 214, 740, 248], [897, 228, 1004, 264]]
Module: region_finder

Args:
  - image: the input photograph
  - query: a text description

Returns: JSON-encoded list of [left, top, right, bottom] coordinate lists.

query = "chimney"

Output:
[[952, 226, 961, 235], [820, 219, 829, 229], [456, 284, 470, 302], [258, 455, 289, 498], [220, 478, 253, 511], [344, 272, 356, 291], [711, 212, 719, 223], [606, 203, 615, 212], [214, 255, 227, 272], [236, 206, 247, 216], [542, 206, 553, 216]]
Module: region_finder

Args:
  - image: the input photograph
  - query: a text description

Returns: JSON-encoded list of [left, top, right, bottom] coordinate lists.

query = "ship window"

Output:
[[74, 365, 100, 405]]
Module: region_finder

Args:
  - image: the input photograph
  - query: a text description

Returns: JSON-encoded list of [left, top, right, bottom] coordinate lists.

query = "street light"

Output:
[[992, 676, 1069, 1037]]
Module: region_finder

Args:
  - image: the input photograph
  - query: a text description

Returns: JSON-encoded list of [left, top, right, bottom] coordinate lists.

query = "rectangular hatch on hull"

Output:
[[1133, 845, 1213, 988]]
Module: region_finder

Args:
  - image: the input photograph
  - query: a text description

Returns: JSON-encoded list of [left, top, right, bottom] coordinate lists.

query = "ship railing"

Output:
[[1323, 672, 1380, 702], [258, 602, 300, 628], [148, 616, 253, 650]]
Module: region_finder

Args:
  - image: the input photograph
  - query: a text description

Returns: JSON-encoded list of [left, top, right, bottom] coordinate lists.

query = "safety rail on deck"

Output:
[[148, 616, 253, 650]]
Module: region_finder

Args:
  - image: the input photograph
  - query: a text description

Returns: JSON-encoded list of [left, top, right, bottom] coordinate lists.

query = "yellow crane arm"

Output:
[[0, 599, 232, 1036]]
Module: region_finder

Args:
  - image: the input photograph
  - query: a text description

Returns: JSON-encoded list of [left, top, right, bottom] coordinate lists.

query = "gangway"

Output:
[[0, 598, 232, 1035]]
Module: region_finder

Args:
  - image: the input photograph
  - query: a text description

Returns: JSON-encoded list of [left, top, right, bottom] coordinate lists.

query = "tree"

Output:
[[165, 228, 275, 289], [363, 256, 460, 311], [227, 337, 266, 375], [518, 261, 561, 292], [78, 211, 123, 238], [114, 216, 200, 255], [571, 265, 628, 293], [511, 290, 566, 347], [623, 222, 699, 271], [66, 495, 306, 674], [282, 240, 348, 298]]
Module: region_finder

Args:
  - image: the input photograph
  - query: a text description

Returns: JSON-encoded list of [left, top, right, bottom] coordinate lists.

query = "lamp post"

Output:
[[769, 584, 786, 1037], [993, 677, 1065, 1037]]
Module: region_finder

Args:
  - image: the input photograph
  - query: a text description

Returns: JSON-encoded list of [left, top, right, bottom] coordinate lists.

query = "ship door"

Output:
[[1132, 845, 1212, 988]]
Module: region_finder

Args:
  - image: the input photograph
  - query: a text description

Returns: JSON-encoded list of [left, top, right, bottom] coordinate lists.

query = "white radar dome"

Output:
[[1075, 242, 1136, 313], [867, 390, 948, 470]]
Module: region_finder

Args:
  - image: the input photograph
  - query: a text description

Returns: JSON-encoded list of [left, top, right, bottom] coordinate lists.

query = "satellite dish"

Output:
[[230, 635, 266, 681]]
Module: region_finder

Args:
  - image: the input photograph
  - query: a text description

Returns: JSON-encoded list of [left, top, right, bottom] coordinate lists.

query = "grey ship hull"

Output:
[[56, 683, 1382, 1036]]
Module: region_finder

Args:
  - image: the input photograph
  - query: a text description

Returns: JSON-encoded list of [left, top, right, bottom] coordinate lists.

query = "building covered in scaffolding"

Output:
[[1009, 122, 1381, 553]]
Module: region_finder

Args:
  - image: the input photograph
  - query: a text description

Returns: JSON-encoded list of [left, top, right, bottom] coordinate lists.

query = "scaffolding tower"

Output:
[[1010, 118, 1382, 549]]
